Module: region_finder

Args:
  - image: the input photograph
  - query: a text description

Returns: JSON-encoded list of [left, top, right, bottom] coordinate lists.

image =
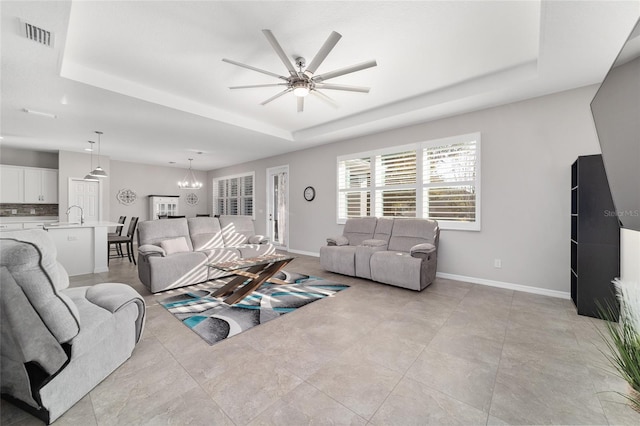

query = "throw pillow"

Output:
[[160, 237, 190, 255]]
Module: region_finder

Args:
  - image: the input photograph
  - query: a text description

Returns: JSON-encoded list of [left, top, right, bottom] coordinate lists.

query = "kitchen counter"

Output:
[[44, 222, 124, 276], [43, 221, 122, 230]]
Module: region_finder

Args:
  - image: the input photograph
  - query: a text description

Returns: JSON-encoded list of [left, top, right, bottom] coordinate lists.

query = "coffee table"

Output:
[[207, 253, 295, 305]]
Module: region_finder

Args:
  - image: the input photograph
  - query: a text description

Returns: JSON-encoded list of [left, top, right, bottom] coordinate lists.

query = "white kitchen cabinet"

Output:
[[0, 165, 25, 203], [24, 168, 58, 203]]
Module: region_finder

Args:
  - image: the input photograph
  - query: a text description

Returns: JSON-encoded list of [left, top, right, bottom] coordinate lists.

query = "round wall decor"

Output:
[[303, 186, 316, 202], [116, 188, 137, 205], [186, 193, 199, 206]]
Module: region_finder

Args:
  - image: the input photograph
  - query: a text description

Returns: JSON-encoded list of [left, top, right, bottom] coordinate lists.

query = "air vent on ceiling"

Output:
[[23, 21, 54, 47]]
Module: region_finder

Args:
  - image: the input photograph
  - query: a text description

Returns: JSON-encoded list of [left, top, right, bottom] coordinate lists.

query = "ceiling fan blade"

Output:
[[312, 60, 377, 82], [311, 89, 339, 108], [229, 83, 288, 89], [260, 88, 292, 105], [262, 30, 297, 77], [314, 83, 370, 93], [304, 31, 342, 77], [222, 58, 287, 80], [297, 96, 304, 113]]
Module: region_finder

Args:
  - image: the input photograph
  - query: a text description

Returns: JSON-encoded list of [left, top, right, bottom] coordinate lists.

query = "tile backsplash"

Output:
[[0, 204, 58, 217]]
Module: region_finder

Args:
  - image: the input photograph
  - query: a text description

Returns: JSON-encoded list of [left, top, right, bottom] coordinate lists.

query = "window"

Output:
[[337, 133, 481, 230], [212, 172, 254, 217]]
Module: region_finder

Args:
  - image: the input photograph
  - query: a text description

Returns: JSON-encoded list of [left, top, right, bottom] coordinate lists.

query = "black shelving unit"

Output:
[[570, 154, 620, 319]]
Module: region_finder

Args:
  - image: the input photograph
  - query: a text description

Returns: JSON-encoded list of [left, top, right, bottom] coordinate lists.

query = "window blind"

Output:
[[213, 172, 255, 217]]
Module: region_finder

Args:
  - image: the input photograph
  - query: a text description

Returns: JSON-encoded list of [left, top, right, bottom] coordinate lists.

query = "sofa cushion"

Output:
[[0, 230, 80, 344], [146, 251, 209, 291], [370, 250, 423, 291], [160, 237, 191, 255], [219, 215, 255, 245], [188, 217, 224, 251], [137, 218, 193, 251], [387, 218, 438, 253], [343, 217, 378, 246], [319, 245, 357, 276], [373, 217, 394, 242]]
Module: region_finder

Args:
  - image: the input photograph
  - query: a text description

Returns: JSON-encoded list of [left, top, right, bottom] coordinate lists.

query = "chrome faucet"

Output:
[[66, 205, 85, 225]]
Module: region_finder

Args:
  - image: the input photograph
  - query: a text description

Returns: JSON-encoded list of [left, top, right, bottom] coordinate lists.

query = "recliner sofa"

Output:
[[320, 217, 439, 290], [0, 230, 145, 424], [137, 216, 275, 293]]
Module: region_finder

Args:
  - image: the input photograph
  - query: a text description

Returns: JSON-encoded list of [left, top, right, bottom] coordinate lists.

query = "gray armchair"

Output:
[[0, 230, 145, 424]]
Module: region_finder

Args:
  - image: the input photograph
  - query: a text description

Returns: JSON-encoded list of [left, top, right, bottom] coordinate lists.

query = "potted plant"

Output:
[[600, 278, 640, 412]]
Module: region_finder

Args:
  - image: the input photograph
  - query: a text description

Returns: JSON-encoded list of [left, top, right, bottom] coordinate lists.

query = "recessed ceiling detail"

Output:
[[23, 21, 53, 47], [2, 1, 639, 170]]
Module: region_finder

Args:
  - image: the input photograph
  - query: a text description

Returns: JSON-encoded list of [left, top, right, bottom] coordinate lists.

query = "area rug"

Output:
[[158, 271, 349, 345]]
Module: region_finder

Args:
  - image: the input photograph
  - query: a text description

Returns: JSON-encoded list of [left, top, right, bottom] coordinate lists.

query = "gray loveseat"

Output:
[[320, 217, 439, 290], [137, 216, 275, 293], [0, 230, 145, 424]]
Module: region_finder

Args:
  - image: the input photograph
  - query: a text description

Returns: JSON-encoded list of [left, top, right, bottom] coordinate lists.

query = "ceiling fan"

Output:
[[222, 30, 377, 112]]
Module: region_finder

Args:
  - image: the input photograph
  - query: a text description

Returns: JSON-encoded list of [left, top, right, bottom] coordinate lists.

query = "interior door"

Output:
[[68, 179, 100, 223], [266, 165, 289, 250]]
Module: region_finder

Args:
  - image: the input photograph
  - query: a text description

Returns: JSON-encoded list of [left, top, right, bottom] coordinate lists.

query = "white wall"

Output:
[[58, 153, 209, 223], [109, 160, 209, 222], [209, 86, 603, 295], [0, 146, 58, 168]]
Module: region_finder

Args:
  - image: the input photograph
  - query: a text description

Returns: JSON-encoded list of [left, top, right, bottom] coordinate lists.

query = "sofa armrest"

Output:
[[138, 244, 166, 257], [327, 235, 349, 246], [248, 235, 269, 244], [410, 243, 436, 257], [361, 239, 388, 248], [85, 283, 146, 342]]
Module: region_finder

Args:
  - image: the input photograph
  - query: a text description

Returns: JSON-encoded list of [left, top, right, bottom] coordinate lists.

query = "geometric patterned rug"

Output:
[[158, 271, 349, 345]]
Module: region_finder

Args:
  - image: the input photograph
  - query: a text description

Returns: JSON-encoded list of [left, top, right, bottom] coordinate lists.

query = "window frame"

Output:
[[336, 133, 481, 231], [212, 171, 255, 219]]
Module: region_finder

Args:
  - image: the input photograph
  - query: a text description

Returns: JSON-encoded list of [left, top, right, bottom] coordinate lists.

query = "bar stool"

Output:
[[108, 217, 139, 265]]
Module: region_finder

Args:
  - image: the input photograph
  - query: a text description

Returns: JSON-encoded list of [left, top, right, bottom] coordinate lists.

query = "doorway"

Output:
[[266, 165, 289, 250], [68, 178, 101, 222]]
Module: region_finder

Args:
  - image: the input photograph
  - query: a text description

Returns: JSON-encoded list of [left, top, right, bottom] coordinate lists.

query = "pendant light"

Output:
[[83, 141, 99, 181], [90, 130, 108, 178], [178, 158, 203, 189]]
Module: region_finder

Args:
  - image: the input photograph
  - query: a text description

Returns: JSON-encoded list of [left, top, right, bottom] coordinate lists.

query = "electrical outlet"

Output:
[[30, 209, 36, 214], [494, 258, 502, 269], [11, 209, 17, 214]]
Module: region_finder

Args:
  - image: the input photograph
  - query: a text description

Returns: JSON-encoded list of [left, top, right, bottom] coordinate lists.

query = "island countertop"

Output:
[[43, 221, 124, 230]]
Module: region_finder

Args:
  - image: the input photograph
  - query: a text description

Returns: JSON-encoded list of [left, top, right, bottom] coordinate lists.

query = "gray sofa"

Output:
[[320, 217, 439, 290], [137, 216, 275, 293], [0, 230, 145, 424]]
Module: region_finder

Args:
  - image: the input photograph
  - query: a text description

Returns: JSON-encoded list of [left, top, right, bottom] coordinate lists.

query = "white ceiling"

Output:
[[1, 1, 639, 171]]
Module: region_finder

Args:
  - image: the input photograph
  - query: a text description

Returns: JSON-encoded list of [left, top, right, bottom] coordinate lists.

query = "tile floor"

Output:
[[2, 254, 640, 425]]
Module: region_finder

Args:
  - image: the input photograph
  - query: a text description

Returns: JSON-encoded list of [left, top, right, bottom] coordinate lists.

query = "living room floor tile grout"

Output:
[[2, 254, 640, 425]]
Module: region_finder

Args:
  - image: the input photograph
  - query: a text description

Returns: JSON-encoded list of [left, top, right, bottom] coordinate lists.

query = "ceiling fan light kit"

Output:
[[223, 30, 377, 112]]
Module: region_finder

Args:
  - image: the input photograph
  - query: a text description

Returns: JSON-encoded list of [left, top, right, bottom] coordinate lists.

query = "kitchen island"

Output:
[[43, 222, 123, 276]]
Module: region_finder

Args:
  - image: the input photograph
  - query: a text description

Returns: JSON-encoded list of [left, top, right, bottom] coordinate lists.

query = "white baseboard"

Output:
[[287, 248, 320, 257], [436, 272, 571, 300], [285, 249, 570, 299]]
